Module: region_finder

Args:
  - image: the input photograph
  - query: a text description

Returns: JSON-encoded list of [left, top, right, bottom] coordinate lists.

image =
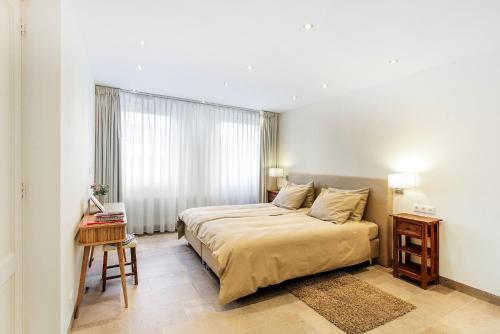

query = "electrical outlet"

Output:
[[413, 204, 436, 215], [68, 290, 74, 307]]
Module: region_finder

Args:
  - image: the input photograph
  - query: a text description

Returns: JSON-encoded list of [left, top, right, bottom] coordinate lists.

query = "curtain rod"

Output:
[[96, 84, 262, 113]]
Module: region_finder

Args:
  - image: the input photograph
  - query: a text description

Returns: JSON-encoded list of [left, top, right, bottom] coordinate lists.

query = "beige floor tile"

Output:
[[407, 286, 474, 318], [351, 266, 394, 285], [289, 303, 343, 333], [190, 275, 220, 298], [374, 306, 443, 333], [438, 299, 500, 333], [375, 276, 426, 300], [147, 280, 202, 301], [181, 298, 218, 318], [71, 327, 103, 334], [163, 319, 230, 334], [147, 271, 191, 289], [73, 297, 123, 329], [419, 323, 462, 334]]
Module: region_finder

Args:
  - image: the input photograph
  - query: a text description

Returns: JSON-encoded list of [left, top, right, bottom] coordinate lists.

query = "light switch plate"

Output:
[[413, 203, 436, 215]]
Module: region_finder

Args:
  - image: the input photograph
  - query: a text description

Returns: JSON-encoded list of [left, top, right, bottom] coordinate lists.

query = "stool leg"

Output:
[[102, 251, 108, 292], [129, 249, 134, 272], [123, 248, 127, 262], [89, 246, 95, 268], [131, 247, 138, 285], [116, 243, 129, 308]]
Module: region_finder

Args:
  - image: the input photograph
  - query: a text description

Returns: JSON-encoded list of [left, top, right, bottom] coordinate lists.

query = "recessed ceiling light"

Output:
[[247, 65, 253, 70], [224, 82, 229, 86], [323, 83, 328, 89], [137, 65, 142, 70], [139, 40, 145, 46], [303, 23, 314, 30], [389, 59, 399, 64], [292, 95, 297, 101]]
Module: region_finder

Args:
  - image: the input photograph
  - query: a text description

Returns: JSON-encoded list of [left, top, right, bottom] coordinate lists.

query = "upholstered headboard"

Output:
[[288, 173, 393, 267]]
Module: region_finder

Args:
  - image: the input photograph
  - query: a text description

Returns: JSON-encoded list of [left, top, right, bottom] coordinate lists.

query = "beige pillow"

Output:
[[286, 181, 315, 207], [327, 187, 369, 221], [307, 191, 362, 224], [272, 183, 310, 209]]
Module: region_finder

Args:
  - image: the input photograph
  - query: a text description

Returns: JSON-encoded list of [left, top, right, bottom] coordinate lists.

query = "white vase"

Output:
[[96, 195, 107, 204]]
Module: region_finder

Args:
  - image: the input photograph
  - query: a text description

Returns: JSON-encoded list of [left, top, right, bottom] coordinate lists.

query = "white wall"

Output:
[[22, 0, 94, 332], [60, 0, 95, 331], [279, 49, 500, 296]]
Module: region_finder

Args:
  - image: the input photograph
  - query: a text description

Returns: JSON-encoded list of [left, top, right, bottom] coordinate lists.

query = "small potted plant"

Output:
[[90, 183, 110, 204]]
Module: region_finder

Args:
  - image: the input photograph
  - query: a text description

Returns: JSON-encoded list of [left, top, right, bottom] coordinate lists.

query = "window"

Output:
[[120, 92, 260, 233]]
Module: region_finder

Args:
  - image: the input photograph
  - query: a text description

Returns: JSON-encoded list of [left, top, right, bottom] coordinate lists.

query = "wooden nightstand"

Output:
[[392, 213, 441, 289], [267, 190, 279, 203]]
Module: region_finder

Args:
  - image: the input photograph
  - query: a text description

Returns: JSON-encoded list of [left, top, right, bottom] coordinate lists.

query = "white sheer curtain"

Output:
[[120, 91, 260, 234]]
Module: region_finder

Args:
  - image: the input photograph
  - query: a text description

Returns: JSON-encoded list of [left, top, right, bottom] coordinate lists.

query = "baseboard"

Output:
[[66, 298, 78, 334], [66, 308, 75, 334], [440, 276, 500, 306]]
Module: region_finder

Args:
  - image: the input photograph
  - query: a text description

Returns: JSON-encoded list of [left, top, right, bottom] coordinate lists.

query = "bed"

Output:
[[177, 173, 393, 304]]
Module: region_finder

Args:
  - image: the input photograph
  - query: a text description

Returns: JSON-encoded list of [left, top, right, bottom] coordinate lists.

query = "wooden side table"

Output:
[[267, 190, 279, 203], [74, 203, 128, 319], [392, 213, 441, 289]]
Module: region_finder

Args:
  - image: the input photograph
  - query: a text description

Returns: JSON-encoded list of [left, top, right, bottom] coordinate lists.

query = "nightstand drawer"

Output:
[[396, 220, 422, 237]]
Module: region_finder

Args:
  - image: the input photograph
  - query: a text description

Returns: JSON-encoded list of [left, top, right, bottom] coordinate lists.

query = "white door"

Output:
[[0, 0, 22, 333]]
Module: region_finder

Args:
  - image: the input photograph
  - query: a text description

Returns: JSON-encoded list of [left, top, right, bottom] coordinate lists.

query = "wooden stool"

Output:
[[102, 236, 138, 292]]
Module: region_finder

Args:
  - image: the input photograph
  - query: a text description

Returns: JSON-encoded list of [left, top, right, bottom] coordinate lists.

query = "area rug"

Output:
[[285, 272, 416, 334]]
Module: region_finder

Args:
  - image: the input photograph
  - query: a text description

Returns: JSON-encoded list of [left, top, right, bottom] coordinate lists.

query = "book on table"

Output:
[[94, 211, 125, 222]]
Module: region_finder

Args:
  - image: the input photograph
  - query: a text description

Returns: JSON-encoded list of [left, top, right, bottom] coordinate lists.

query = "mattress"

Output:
[[350, 220, 379, 240]]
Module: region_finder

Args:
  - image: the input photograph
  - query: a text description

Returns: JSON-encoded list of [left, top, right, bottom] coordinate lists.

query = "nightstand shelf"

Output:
[[398, 262, 436, 281], [399, 243, 430, 257], [398, 243, 431, 258], [398, 262, 423, 280], [392, 213, 441, 289]]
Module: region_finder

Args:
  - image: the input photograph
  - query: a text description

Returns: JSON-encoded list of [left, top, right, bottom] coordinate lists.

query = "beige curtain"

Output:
[[94, 86, 122, 202], [259, 111, 279, 202]]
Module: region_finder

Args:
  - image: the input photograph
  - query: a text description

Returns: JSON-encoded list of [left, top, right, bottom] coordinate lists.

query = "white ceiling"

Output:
[[75, 0, 500, 111]]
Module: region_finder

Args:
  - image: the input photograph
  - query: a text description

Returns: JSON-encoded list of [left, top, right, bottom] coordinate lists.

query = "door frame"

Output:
[[0, 0, 22, 328], [14, 9, 23, 334], [14, 1, 23, 332], [0, 0, 24, 332]]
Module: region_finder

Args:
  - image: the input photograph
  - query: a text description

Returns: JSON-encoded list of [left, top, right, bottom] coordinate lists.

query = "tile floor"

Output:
[[72, 233, 500, 334]]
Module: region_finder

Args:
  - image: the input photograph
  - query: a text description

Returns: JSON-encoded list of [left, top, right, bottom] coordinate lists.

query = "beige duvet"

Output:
[[178, 203, 371, 304]]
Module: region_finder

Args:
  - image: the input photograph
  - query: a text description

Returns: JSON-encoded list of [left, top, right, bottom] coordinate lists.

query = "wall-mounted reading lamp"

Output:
[[388, 173, 416, 194], [269, 168, 288, 189]]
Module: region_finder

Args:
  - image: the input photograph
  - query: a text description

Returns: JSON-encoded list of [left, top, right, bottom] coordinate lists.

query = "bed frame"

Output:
[[183, 173, 393, 278]]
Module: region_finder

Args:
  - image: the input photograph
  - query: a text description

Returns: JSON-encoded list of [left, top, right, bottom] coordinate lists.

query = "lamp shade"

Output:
[[388, 173, 416, 189], [269, 168, 284, 177]]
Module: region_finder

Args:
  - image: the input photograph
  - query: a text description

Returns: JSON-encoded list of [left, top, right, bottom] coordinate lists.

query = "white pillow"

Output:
[[272, 183, 310, 210], [308, 191, 362, 224]]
